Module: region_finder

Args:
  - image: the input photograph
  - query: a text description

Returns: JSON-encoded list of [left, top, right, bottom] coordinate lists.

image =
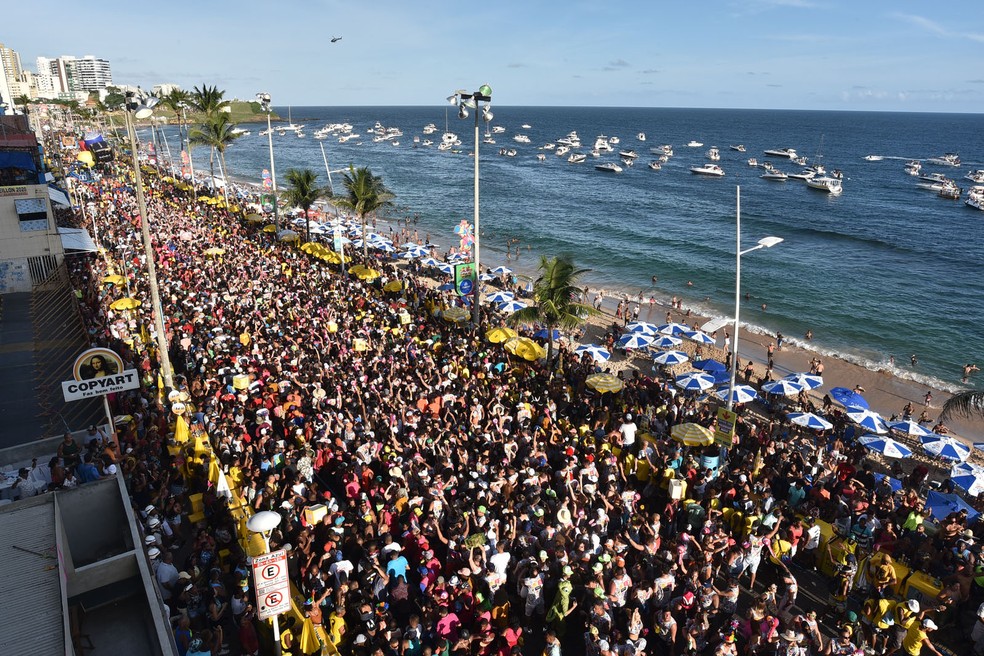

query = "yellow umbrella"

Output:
[[383, 280, 403, 292], [301, 242, 320, 254], [110, 297, 142, 311], [204, 247, 226, 256], [503, 336, 546, 360], [262, 224, 277, 233], [348, 264, 369, 275], [102, 274, 126, 286], [485, 326, 518, 344], [670, 423, 715, 447], [442, 307, 470, 323], [246, 213, 264, 223], [585, 373, 624, 393], [356, 268, 380, 281]]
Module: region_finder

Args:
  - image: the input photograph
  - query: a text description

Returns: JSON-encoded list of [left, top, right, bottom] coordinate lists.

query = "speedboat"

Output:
[[637, 132, 646, 141], [905, 161, 921, 176], [648, 161, 662, 171], [608, 136, 620, 145], [422, 139, 433, 147], [505, 149, 517, 157], [925, 153, 960, 167], [761, 170, 788, 181], [423, 123, 438, 134], [806, 176, 843, 195], [792, 156, 807, 166], [555, 145, 571, 157], [536, 153, 546, 162], [514, 134, 531, 144], [568, 152, 587, 164], [730, 144, 746, 152], [788, 170, 816, 181], [521, 124, 532, 129], [690, 164, 725, 176], [920, 172, 949, 184], [594, 136, 613, 152], [595, 162, 623, 173], [965, 170, 984, 183], [864, 155, 884, 161], [687, 140, 703, 147], [939, 181, 961, 199], [231, 127, 251, 137], [706, 147, 720, 161], [650, 145, 673, 156], [483, 137, 496, 145], [966, 186, 984, 211], [542, 143, 556, 150], [618, 149, 639, 159], [747, 158, 759, 167], [492, 126, 506, 134], [764, 147, 797, 159]]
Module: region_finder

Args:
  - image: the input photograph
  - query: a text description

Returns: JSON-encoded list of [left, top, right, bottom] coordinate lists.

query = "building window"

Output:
[[14, 197, 49, 232]]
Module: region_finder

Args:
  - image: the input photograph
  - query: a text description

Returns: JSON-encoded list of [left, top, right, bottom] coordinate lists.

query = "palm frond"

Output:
[[939, 390, 984, 421]]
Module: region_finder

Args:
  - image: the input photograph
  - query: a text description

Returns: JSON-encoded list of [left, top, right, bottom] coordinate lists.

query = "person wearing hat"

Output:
[[826, 626, 858, 656], [777, 629, 806, 656], [900, 618, 942, 656]]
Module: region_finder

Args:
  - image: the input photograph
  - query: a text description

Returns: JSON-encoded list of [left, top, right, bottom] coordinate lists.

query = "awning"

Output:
[[48, 185, 70, 208], [57, 227, 98, 253]]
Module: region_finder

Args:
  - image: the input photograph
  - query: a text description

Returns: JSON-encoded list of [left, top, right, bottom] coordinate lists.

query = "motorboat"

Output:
[[925, 153, 960, 167], [637, 132, 646, 141], [965, 170, 984, 183], [568, 152, 587, 164], [687, 140, 703, 147], [658, 155, 669, 163], [730, 144, 746, 152], [422, 139, 433, 147], [497, 148, 517, 157], [917, 179, 954, 192], [259, 128, 273, 136], [966, 186, 984, 211], [764, 147, 797, 159], [231, 127, 251, 137], [521, 124, 532, 129], [595, 162, 623, 173], [650, 144, 673, 156], [608, 136, 620, 145], [555, 145, 571, 157], [806, 176, 843, 195], [279, 106, 305, 133], [706, 146, 720, 161], [483, 137, 496, 145], [536, 153, 546, 162], [788, 169, 816, 181], [558, 131, 582, 148], [760, 170, 788, 181], [296, 131, 305, 138], [542, 143, 556, 150], [648, 161, 662, 171], [747, 158, 759, 167], [618, 149, 639, 159], [864, 155, 884, 161], [939, 181, 961, 199], [590, 150, 601, 158], [492, 126, 506, 134], [905, 161, 921, 176], [690, 164, 725, 176], [792, 156, 808, 166], [623, 158, 634, 167], [920, 172, 949, 184], [594, 136, 613, 152], [423, 123, 438, 134], [513, 134, 531, 144]]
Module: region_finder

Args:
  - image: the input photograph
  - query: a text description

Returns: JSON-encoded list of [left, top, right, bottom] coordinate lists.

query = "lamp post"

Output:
[[450, 85, 493, 326], [123, 90, 175, 392], [726, 186, 783, 411], [247, 510, 284, 656], [256, 92, 280, 234]]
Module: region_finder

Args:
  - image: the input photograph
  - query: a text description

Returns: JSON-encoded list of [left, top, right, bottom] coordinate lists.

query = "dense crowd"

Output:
[[58, 158, 984, 656]]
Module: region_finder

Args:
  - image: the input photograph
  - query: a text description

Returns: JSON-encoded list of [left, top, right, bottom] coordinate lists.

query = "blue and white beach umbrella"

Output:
[[951, 462, 984, 497], [692, 358, 727, 373], [657, 322, 690, 336], [575, 344, 612, 363], [787, 412, 834, 431], [420, 257, 441, 268], [435, 263, 454, 275], [675, 371, 716, 392], [625, 321, 659, 335], [403, 246, 430, 258], [485, 291, 515, 304], [534, 328, 562, 340], [783, 372, 824, 390], [618, 333, 655, 350], [829, 387, 869, 410], [650, 335, 683, 349], [447, 253, 468, 263], [479, 273, 496, 281], [715, 385, 759, 404], [683, 330, 716, 345], [497, 300, 527, 314], [846, 409, 889, 434], [920, 434, 971, 461], [490, 266, 513, 275], [761, 379, 805, 397], [375, 243, 397, 253], [859, 434, 913, 459], [888, 419, 932, 437], [653, 350, 690, 366]]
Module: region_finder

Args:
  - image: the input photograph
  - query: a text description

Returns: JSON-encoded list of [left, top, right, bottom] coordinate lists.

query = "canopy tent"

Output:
[[58, 227, 98, 253]]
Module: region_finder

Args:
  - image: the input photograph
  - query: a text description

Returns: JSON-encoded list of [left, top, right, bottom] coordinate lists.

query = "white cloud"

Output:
[[892, 13, 984, 43]]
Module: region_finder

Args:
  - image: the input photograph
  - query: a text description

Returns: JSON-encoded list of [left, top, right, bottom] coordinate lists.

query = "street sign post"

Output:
[[252, 549, 291, 621]]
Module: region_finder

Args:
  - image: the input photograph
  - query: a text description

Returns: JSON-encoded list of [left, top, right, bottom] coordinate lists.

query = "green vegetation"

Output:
[[331, 166, 395, 258], [282, 169, 330, 243], [189, 113, 243, 205]]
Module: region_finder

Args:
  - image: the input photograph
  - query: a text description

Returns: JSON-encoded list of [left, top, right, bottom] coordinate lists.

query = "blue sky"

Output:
[[6, 0, 983, 112]]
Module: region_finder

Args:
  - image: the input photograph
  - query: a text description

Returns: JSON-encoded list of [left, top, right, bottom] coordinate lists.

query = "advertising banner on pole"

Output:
[[454, 262, 477, 297], [714, 407, 737, 446]]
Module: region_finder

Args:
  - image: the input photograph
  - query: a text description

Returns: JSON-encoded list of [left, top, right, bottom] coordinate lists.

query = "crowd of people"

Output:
[[56, 155, 984, 656]]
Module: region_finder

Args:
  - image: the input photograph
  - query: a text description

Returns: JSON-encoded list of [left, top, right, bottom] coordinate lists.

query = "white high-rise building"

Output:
[[70, 55, 112, 91], [0, 42, 22, 107], [34, 56, 63, 98]]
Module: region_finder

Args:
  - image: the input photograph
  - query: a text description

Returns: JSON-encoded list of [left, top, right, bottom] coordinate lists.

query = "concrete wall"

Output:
[[58, 477, 132, 567], [0, 184, 62, 293]]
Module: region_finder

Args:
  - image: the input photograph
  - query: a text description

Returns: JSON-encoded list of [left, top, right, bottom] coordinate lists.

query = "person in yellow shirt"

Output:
[[862, 596, 896, 653], [901, 618, 942, 656]]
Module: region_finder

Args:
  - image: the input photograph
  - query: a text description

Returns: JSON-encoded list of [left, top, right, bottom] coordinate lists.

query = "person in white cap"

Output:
[[618, 413, 637, 454], [900, 618, 942, 656]]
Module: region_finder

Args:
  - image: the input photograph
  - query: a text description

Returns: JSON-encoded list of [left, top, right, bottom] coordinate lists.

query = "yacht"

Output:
[[514, 134, 531, 144], [806, 176, 843, 195], [966, 186, 984, 211], [279, 106, 305, 133], [558, 132, 582, 148], [925, 153, 960, 167], [608, 136, 620, 145], [965, 170, 984, 184], [687, 140, 703, 147], [939, 181, 961, 199], [618, 149, 639, 159], [536, 153, 547, 162], [259, 128, 273, 136], [521, 124, 532, 129], [747, 158, 759, 167], [792, 156, 808, 166], [690, 163, 725, 176], [648, 161, 662, 171], [864, 155, 884, 161], [650, 144, 673, 156], [706, 146, 720, 161], [761, 170, 788, 181], [904, 161, 921, 176], [492, 126, 506, 134], [594, 136, 613, 152], [595, 162, 623, 173], [788, 169, 816, 181], [590, 150, 601, 158], [542, 143, 556, 150], [730, 144, 746, 152], [920, 172, 950, 184], [230, 127, 251, 137], [555, 145, 571, 157], [423, 123, 438, 134], [637, 132, 646, 141], [764, 147, 797, 159], [568, 152, 587, 164]]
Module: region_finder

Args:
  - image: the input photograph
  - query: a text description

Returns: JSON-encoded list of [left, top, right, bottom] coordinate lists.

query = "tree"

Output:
[[940, 390, 984, 422], [156, 88, 192, 157], [507, 255, 597, 363], [188, 113, 242, 206], [331, 166, 394, 258], [189, 84, 229, 118], [281, 169, 329, 243]]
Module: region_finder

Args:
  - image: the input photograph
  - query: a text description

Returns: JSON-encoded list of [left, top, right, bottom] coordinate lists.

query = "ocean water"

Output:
[[148, 106, 984, 392]]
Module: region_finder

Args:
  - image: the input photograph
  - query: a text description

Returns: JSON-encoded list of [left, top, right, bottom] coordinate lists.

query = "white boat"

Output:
[[966, 186, 984, 211], [259, 128, 272, 136], [482, 137, 496, 145], [650, 144, 673, 156], [568, 153, 587, 164], [637, 132, 646, 141], [492, 126, 506, 134], [608, 136, 620, 145], [594, 136, 613, 152], [747, 158, 759, 167], [279, 106, 305, 133], [536, 153, 546, 162], [555, 145, 571, 157], [595, 162, 623, 173], [618, 149, 639, 159], [904, 160, 921, 176], [423, 123, 438, 134], [760, 170, 788, 181], [706, 146, 720, 161], [730, 144, 746, 152], [925, 153, 960, 167], [764, 147, 797, 159], [514, 134, 531, 144], [806, 176, 843, 195], [920, 172, 949, 184], [521, 124, 532, 129], [687, 140, 703, 147], [648, 161, 662, 171], [590, 150, 601, 158], [939, 181, 961, 199], [965, 170, 984, 183], [792, 156, 808, 166], [231, 127, 251, 137], [690, 164, 725, 176], [788, 170, 816, 181], [864, 155, 884, 161], [542, 143, 556, 150], [422, 139, 433, 147]]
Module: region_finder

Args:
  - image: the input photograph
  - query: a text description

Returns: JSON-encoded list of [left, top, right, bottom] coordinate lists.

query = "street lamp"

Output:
[[726, 186, 782, 411], [256, 92, 280, 234], [123, 90, 175, 392], [450, 84, 493, 326], [247, 510, 284, 656]]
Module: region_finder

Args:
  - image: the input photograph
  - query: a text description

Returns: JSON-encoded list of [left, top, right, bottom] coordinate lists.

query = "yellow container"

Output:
[[304, 503, 328, 526], [233, 374, 250, 390]]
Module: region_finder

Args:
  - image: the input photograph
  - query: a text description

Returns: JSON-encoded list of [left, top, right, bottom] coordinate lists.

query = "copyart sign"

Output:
[[61, 347, 140, 402]]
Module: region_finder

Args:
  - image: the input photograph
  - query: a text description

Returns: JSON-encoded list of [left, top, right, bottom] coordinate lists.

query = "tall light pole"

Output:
[[256, 92, 280, 233], [450, 85, 493, 326], [726, 186, 782, 411], [247, 511, 284, 656], [124, 91, 175, 392]]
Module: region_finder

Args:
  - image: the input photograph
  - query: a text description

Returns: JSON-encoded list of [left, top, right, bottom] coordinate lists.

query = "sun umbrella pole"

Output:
[[727, 186, 741, 412]]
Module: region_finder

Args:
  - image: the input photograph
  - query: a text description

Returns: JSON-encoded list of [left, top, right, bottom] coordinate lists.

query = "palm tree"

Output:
[[507, 255, 598, 363], [940, 390, 984, 422], [189, 84, 229, 118], [188, 113, 243, 206], [281, 169, 328, 243], [157, 88, 192, 159], [331, 165, 395, 258]]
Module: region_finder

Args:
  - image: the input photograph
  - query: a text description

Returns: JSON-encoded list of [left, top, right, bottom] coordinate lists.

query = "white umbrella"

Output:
[[653, 350, 690, 366], [859, 435, 913, 459], [888, 419, 932, 437], [420, 257, 441, 268], [761, 379, 805, 397], [625, 321, 659, 335], [575, 344, 612, 363], [657, 322, 690, 336], [497, 300, 527, 314], [847, 409, 889, 434], [952, 462, 984, 496], [783, 372, 824, 390], [787, 412, 833, 431], [920, 434, 971, 461], [675, 372, 716, 392], [435, 263, 454, 275], [715, 385, 759, 404]]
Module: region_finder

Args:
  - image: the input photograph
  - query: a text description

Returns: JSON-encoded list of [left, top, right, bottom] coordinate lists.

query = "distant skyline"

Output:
[[6, 0, 983, 113]]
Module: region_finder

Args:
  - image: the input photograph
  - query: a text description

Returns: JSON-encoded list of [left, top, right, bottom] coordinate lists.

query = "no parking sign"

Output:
[[252, 549, 291, 620]]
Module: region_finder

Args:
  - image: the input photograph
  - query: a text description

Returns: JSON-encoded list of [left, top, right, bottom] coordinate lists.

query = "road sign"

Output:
[[252, 549, 291, 620], [714, 407, 737, 446]]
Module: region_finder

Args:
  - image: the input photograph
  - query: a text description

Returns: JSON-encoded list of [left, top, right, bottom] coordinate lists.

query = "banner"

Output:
[[714, 407, 737, 446], [454, 262, 477, 297]]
